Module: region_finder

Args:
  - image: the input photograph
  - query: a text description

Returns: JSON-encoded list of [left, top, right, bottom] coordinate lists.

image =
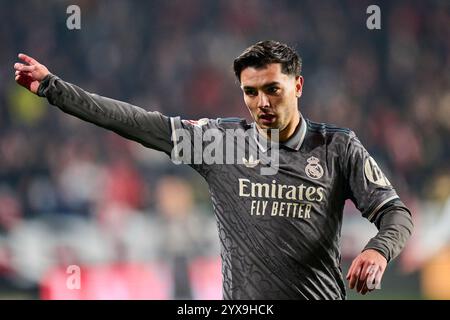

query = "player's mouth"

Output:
[[259, 113, 276, 125]]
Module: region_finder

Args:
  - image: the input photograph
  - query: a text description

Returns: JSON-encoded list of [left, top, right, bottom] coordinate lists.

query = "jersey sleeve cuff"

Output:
[[37, 73, 58, 97]]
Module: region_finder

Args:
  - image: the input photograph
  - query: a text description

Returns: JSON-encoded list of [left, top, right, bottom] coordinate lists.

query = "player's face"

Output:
[[240, 63, 303, 139]]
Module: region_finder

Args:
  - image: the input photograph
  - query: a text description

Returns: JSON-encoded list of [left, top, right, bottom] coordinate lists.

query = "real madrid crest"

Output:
[[305, 156, 324, 180]]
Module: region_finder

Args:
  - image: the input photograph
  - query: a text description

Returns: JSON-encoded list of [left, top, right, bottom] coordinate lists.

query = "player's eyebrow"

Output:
[[242, 82, 281, 90], [262, 81, 281, 88]]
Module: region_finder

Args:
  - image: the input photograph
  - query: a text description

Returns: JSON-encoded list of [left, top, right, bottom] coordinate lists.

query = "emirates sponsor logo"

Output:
[[238, 178, 326, 219]]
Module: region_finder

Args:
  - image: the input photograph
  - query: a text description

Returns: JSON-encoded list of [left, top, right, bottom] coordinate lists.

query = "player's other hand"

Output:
[[14, 53, 50, 94], [346, 249, 387, 295]]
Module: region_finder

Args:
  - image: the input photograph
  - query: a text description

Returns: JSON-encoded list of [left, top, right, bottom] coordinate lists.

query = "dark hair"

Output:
[[233, 40, 302, 82]]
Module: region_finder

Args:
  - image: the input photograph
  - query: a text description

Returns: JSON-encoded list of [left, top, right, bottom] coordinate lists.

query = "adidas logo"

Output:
[[242, 155, 260, 168]]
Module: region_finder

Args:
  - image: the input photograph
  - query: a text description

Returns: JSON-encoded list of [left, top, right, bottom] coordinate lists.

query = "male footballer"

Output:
[[14, 40, 413, 299]]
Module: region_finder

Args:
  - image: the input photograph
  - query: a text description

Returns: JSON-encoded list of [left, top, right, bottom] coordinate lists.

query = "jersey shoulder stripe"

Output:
[[217, 117, 250, 129], [307, 119, 353, 135]]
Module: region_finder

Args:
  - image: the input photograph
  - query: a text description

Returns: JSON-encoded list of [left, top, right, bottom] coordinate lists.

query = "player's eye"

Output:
[[244, 88, 257, 97], [266, 86, 280, 95]]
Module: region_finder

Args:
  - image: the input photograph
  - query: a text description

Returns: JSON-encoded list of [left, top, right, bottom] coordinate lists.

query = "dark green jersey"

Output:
[[38, 74, 412, 300]]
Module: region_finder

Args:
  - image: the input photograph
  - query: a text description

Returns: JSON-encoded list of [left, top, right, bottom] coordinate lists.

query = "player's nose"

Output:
[[257, 92, 270, 109]]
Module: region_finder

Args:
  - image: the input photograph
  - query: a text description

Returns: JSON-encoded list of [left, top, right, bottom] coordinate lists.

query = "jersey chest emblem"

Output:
[[305, 156, 324, 180]]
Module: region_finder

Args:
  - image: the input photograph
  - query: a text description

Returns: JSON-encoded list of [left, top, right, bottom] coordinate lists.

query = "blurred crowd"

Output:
[[0, 0, 449, 299]]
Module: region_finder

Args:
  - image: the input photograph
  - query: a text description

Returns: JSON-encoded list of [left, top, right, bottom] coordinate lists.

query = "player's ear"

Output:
[[295, 76, 304, 98]]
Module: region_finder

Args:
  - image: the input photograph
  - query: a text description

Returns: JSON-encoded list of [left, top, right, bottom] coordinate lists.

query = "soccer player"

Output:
[[14, 40, 413, 299]]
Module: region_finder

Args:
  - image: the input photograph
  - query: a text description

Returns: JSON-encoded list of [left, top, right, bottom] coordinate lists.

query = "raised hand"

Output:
[[346, 249, 387, 295], [14, 53, 50, 94]]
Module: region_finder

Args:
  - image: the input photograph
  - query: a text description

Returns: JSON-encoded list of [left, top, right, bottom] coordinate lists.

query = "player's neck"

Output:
[[280, 112, 301, 142], [258, 111, 301, 142]]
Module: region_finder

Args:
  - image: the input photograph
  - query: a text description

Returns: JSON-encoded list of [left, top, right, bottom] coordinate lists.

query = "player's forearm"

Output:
[[37, 74, 173, 154], [363, 204, 413, 262]]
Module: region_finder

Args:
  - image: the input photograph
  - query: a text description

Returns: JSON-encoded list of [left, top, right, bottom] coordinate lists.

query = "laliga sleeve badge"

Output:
[[184, 118, 209, 127], [305, 156, 324, 179], [364, 157, 391, 187]]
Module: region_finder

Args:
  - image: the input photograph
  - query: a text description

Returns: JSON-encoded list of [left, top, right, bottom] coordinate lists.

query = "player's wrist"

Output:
[[362, 246, 389, 263], [37, 73, 56, 97]]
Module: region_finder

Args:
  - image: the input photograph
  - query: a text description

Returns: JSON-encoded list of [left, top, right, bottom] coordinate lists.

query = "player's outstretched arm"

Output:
[[13, 54, 173, 155]]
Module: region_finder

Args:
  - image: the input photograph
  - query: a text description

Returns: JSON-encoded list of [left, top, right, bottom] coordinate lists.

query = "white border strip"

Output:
[[252, 125, 268, 153], [367, 195, 399, 222], [170, 117, 179, 161], [296, 117, 307, 150]]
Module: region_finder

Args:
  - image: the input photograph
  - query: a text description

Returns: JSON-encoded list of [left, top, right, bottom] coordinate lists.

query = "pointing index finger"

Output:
[[18, 53, 38, 65]]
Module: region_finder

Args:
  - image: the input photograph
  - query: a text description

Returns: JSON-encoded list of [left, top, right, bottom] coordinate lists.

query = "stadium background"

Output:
[[0, 0, 449, 299]]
